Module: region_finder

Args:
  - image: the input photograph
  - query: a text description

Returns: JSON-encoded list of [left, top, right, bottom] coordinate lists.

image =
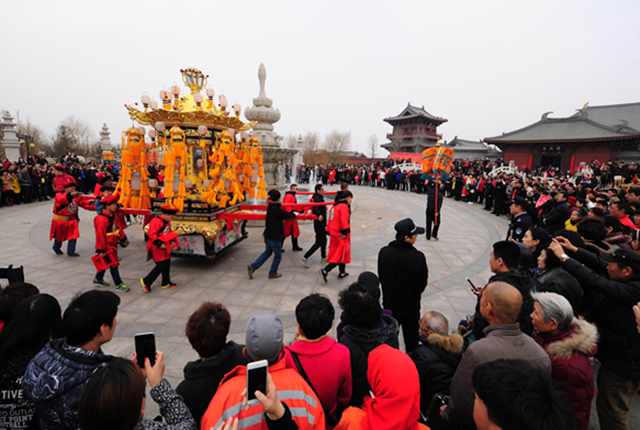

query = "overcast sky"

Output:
[[1, 0, 639, 156]]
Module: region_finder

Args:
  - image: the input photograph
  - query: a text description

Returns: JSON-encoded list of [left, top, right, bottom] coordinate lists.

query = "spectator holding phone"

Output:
[[78, 354, 197, 430], [201, 313, 325, 430], [22, 290, 120, 430]]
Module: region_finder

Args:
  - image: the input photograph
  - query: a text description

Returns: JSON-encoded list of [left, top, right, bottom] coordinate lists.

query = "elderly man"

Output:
[[549, 238, 640, 430], [440, 282, 551, 430]]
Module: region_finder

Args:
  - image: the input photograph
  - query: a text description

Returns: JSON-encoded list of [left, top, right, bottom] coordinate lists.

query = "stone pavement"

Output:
[[0, 185, 637, 427]]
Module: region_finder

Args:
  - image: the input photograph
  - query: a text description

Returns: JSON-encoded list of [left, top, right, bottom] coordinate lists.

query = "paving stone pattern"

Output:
[[1, 185, 636, 427]]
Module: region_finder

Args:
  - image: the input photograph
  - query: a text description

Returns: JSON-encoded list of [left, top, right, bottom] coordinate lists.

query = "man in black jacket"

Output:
[[549, 238, 640, 430], [544, 190, 570, 233], [248, 189, 297, 279], [301, 183, 328, 267], [378, 218, 428, 352], [425, 180, 444, 240]]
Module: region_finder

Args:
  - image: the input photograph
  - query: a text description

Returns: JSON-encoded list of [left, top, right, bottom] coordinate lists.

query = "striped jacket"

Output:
[[201, 353, 325, 430]]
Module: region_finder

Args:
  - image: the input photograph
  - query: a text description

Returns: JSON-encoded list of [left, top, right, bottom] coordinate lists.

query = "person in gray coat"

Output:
[[440, 282, 551, 430]]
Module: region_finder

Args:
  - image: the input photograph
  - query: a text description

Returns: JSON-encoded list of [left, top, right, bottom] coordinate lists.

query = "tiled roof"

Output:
[[447, 136, 487, 147], [384, 103, 448, 124], [575, 102, 640, 132], [484, 113, 640, 144]]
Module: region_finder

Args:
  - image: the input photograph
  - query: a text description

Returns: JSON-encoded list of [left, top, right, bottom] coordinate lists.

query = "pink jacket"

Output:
[[285, 336, 352, 426]]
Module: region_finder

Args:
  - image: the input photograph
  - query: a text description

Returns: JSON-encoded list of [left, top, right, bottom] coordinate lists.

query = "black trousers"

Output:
[[143, 259, 171, 287], [324, 262, 345, 274], [393, 310, 420, 353], [426, 211, 441, 239], [304, 224, 327, 259]]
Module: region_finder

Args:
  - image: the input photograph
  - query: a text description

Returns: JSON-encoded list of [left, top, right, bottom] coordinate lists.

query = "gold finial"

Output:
[[435, 137, 441, 147], [180, 68, 209, 94], [583, 102, 589, 109]]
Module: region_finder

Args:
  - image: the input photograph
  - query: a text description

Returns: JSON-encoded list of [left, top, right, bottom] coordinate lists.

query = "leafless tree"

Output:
[[15, 111, 52, 157], [324, 130, 350, 164], [302, 131, 323, 165], [368, 134, 379, 159], [63, 116, 97, 157], [284, 134, 298, 149]]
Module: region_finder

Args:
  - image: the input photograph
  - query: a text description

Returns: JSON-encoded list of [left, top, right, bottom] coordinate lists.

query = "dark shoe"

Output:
[[281, 249, 285, 253], [320, 269, 328, 283], [161, 282, 177, 289], [141, 278, 151, 293], [247, 265, 254, 279], [426, 237, 431, 240], [54, 249, 64, 255], [115, 283, 130, 292], [93, 278, 110, 287], [292, 247, 303, 251], [338, 272, 349, 279], [68, 253, 80, 257], [268, 273, 282, 279]]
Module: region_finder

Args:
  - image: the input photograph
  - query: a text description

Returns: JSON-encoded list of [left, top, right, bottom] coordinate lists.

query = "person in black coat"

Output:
[[425, 180, 444, 240], [337, 283, 399, 407], [378, 218, 428, 352], [491, 177, 506, 216], [549, 239, 640, 430], [176, 302, 247, 423], [411, 311, 463, 420], [544, 190, 570, 233], [506, 196, 533, 242], [301, 183, 328, 266], [248, 189, 296, 279]]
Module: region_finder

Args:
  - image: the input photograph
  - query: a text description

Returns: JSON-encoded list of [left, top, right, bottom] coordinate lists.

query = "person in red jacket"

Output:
[[141, 205, 178, 293], [93, 195, 129, 292], [282, 184, 303, 251], [531, 292, 598, 430], [320, 191, 353, 282], [51, 165, 75, 193], [50, 179, 93, 256]]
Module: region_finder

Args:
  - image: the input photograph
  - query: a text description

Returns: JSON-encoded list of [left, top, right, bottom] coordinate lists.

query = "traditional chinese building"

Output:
[[446, 136, 501, 160], [382, 103, 448, 154], [484, 102, 640, 171]]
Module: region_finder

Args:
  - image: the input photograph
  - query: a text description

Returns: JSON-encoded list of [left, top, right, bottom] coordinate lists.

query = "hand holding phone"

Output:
[[466, 278, 481, 296], [246, 360, 268, 406], [135, 332, 156, 368]]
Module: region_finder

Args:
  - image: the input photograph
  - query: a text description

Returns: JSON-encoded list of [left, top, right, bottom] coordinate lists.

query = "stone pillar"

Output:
[[1, 111, 21, 162]]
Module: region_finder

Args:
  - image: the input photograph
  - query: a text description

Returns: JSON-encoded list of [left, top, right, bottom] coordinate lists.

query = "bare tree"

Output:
[[368, 134, 379, 159], [302, 131, 323, 165], [63, 116, 97, 157], [284, 134, 298, 149], [324, 130, 350, 164], [15, 112, 51, 157]]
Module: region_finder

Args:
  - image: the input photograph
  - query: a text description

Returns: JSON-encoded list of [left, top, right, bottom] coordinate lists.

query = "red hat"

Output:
[[160, 204, 179, 215], [62, 179, 78, 188], [101, 195, 119, 206], [54, 165, 65, 171], [567, 196, 577, 205]]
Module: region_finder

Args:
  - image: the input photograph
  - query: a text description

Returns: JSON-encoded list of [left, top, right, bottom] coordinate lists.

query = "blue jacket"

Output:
[[22, 338, 115, 430]]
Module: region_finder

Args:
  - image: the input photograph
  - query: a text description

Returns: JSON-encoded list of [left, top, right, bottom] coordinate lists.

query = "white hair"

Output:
[[531, 291, 573, 331]]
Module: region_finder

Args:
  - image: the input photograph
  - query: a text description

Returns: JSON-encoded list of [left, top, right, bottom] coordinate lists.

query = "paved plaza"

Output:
[[1, 185, 638, 427]]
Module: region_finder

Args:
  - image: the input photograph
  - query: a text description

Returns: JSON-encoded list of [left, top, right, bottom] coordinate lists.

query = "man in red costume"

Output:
[[50, 179, 93, 256], [141, 204, 178, 293], [93, 195, 129, 292], [52, 165, 75, 193], [320, 191, 353, 282], [283, 184, 303, 252]]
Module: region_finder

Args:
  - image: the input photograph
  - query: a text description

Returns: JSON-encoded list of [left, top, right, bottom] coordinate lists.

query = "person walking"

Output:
[[425, 180, 443, 240], [140, 204, 178, 293], [50, 178, 93, 256], [93, 195, 129, 292], [320, 191, 353, 281], [248, 189, 297, 279], [283, 184, 303, 251], [301, 184, 328, 267]]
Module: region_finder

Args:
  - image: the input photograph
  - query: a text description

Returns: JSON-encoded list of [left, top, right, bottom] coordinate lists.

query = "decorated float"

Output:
[[115, 67, 325, 258]]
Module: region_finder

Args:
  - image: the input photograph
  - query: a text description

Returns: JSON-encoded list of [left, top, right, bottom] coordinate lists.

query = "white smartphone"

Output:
[[246, 360, 268, 406]]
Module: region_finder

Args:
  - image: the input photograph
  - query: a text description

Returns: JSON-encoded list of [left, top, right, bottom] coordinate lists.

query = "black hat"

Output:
[[600, 249, 640, 273], [507, 196, 528, 208], [268, 189, 281, 202], [394, 218, 426, 236]]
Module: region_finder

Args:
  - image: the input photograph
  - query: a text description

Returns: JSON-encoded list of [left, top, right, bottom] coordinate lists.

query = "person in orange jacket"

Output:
[[140, 205, 178, 293], [93, 194, 129, 292], [320, 191, 353, 282]]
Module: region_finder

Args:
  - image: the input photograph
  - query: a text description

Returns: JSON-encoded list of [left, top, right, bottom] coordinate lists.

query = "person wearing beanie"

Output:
[[565, 209, 582, 232], [93, 195, 129, 292], [248, 189, 297, 280]]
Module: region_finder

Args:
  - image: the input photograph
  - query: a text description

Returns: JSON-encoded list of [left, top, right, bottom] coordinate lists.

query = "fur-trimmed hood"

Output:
[[583, 239, 613, 255], [421, 332, 464, 355], [541, 319, 598, 360]]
